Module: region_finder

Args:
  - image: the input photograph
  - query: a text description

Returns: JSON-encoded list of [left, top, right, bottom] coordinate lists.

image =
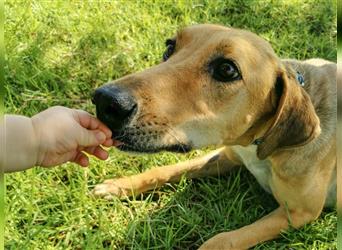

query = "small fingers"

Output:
[[72, 151, 89, 167], [102, 138, 113, 147], [94, 147, 109, 160], [74, 110, 112, 138], [84, 146, 109, 160]]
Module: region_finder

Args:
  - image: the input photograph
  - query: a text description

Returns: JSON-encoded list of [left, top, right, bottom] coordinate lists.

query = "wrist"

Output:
[[30, 115, 47, 167], [30, 116, 43, 166], [4, 115, 40, 172]]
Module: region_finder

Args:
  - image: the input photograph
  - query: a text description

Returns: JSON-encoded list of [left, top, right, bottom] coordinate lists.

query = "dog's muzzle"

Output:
[[92, 85, 137, 133], [92, 84, 192, 154]]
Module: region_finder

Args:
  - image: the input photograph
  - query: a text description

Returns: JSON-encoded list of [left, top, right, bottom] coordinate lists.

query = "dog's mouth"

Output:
[[115, 141, 192, 153], [98, 113, 193, 154], [112, 133, 192, 154]]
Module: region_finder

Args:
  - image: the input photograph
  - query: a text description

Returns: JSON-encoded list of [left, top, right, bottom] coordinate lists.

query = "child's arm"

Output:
[[1, 106, 113, 173], [1, 115, 39, 172]]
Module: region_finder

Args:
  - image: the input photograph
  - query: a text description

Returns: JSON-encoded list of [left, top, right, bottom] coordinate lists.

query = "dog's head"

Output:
[[92, 24, 320, 158]]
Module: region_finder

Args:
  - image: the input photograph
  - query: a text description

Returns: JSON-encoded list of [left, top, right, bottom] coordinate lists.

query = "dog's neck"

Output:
[[232, 114, 275, 147], [252, 71, 306, 146]]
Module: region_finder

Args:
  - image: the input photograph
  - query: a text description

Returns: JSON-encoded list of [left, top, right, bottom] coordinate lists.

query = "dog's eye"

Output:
[[163, 45, 174, 61], [163, 39, 176, 61], [211, 58, 241, 82]]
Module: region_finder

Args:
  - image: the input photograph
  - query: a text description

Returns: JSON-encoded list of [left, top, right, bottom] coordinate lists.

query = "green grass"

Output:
[[4, 0, 337, 249]]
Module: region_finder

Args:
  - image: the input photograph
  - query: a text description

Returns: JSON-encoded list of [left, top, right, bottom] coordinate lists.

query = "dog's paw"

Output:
[[198, 232, 239, 250], [93, 178, 135, 199]]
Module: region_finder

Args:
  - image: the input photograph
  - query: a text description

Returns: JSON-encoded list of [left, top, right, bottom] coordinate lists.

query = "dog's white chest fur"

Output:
[[230, 145, 336, 207], [231, 145, 273, 193]]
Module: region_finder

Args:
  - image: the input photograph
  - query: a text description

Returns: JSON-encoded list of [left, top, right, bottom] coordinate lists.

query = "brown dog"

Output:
[[92, 24, 336, 249]]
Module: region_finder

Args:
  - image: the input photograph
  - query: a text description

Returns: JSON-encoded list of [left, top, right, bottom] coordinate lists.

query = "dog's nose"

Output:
[[92, 85, 137, 131]]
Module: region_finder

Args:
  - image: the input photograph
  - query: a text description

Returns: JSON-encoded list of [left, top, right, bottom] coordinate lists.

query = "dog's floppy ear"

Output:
[[257, 69, 321, 159]]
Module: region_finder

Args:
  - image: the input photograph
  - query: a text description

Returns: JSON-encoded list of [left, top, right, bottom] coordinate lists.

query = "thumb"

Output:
[[77, 128, 106, 147]]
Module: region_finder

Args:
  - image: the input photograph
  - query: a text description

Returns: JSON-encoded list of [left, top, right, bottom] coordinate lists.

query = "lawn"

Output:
[[4, 0, 337, 249]]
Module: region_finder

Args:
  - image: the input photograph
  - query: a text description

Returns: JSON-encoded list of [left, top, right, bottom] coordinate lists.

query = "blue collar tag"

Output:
[[296, 71, 305, 87]]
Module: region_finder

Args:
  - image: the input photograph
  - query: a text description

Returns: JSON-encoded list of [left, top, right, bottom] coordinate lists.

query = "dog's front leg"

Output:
[[198, 162, 334, 250], [93, 147, 241, 199], [198, 206, 319, 250]]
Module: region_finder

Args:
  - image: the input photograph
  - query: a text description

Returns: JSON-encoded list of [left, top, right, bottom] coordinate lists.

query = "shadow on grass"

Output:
[[121, 169, 278, 249], [104, 167, 337, 250]]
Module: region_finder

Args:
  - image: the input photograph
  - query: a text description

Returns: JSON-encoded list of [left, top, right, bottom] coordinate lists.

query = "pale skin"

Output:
[[1, 106, 114, 173]]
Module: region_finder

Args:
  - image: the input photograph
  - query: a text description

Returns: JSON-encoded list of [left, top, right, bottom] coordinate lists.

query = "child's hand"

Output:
[[31, 106, 113, 167]]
